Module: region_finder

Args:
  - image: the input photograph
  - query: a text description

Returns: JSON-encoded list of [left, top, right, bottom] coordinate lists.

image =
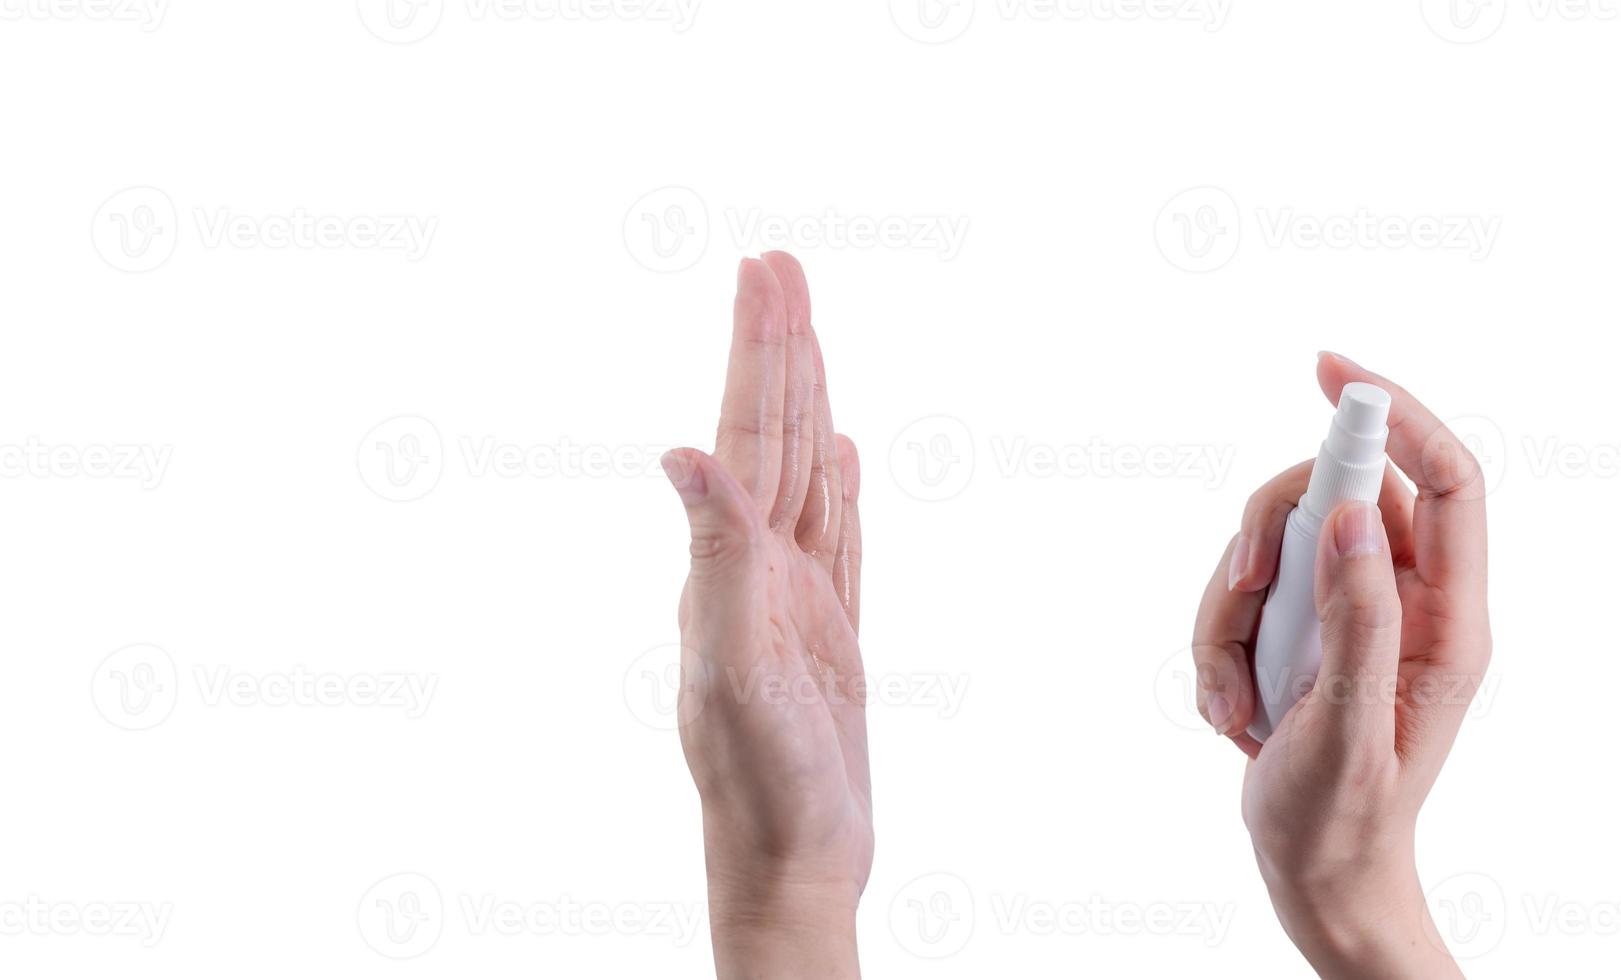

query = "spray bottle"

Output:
[[1248, 382, 1392, 742]]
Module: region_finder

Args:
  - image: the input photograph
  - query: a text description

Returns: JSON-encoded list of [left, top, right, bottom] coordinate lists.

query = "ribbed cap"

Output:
[[1302, 383, 1391, 518]]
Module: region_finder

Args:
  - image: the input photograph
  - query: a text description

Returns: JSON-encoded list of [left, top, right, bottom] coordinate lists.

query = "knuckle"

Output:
[[1419, 432, 1486, 500]]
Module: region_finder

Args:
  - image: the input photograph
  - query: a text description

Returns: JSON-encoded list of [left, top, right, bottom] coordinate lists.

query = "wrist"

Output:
[[1262, 862, 1460, 980], [704, 849, 860, 980], [705, 866, 859, 980]]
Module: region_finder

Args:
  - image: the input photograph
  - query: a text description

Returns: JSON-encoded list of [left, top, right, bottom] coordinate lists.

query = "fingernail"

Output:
[[1333, 502, 1384, 557], [1319, 350, 1360, 368], [1206, 693, 1232, 734], [1227, 537, 1250, 591], [660, 451, 707, 503]]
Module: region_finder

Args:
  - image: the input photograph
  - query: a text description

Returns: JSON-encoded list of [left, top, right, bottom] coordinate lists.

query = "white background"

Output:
[[3, 1, 1618, 977]]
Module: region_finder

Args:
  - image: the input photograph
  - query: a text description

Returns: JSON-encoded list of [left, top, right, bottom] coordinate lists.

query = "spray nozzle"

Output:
[[1334, 382, 1392, 440], [1301, 382, 1393, 519]]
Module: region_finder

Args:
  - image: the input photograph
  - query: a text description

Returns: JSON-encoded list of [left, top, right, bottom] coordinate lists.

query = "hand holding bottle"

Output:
[[1190, 353, 1492, 979]]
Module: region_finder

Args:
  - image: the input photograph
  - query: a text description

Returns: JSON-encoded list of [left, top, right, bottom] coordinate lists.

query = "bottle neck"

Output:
[[1301, 437, 1385, 521]]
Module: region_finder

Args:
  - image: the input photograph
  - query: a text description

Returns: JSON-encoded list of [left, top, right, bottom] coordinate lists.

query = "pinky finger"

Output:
[[832, 434, 862, 633]]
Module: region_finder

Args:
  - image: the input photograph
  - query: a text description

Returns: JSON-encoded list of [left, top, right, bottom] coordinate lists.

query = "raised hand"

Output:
[[660, 253, 867, 980]]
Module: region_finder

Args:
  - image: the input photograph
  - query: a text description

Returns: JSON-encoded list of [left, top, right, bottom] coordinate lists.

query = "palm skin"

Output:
[[661, 253, 868, 975]]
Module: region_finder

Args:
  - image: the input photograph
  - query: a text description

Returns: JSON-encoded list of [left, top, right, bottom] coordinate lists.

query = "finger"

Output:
[[1192, 535, 1263, 739], [1377, 463, 1417, 569], [1230, 461, 1418, 594], [714, 259, 788, 510], [1230, 732, 1263, 760], [660, 448, 763, 590], [1316, 353, 1487, 602], [1313, 501, 1402, 739], [762, 252, 816, 533], [795, 333, 842, 565], [831, 435, 861, 633], [1228, 460, 1313, 593]]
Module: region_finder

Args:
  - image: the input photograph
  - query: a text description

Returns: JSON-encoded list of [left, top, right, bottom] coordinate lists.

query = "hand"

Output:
[[660, 254, 868, 980], [1191, 353, 1491, 979]]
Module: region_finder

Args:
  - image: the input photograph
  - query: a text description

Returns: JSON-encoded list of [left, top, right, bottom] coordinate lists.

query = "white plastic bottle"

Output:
[[1247, 382, 1392, 743]]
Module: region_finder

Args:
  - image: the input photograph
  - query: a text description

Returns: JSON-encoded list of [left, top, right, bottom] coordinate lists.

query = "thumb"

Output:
[[1313, 501, 1402, 735], [660, 448, 762, 583]]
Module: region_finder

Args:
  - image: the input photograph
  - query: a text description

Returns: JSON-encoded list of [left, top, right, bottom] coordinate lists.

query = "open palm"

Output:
[[661, 253, 871, 901]]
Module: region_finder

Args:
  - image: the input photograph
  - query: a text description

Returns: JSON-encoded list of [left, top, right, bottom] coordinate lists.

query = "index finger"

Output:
[[1316, 353, 1487, 602]]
